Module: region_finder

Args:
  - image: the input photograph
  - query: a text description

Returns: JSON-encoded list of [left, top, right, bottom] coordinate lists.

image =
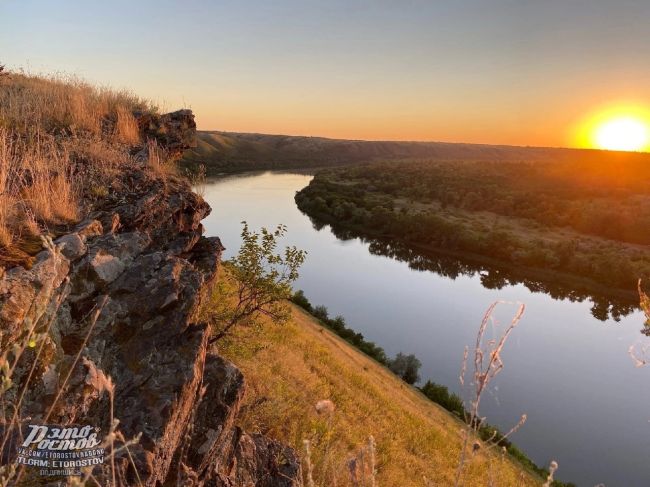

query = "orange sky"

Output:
[[4, 1, 650, 149]]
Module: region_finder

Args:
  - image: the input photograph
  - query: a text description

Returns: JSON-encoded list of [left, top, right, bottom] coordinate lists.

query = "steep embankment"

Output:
[[0, 135, 300, 486], [0, 73, 301, 486], [0, 74, 546, 486], [182, 130, 650, 174], [216, 287, 543, 486]]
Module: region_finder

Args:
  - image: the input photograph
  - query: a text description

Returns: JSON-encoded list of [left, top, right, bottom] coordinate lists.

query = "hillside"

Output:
[[182, 130, 650, 173], [212, 270, 545, 486], [0, 72, 568, 486], [0, 73, 301, 486]]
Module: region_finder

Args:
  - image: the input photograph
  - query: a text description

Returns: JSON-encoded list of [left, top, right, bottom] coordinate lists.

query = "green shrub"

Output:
[[419, 380, 465, 417], [291, 291, 391, 366]]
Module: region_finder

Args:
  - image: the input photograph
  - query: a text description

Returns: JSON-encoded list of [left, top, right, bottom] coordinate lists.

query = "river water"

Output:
[[200, 170, 650, 486]]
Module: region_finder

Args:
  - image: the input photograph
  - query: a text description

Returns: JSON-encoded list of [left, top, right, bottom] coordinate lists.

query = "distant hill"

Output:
[[181, 130, 650, 173]]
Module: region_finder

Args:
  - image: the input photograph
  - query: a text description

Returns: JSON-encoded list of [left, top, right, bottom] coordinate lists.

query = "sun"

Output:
[[594, 117, 649, 151], [574, 105, 650, 152]]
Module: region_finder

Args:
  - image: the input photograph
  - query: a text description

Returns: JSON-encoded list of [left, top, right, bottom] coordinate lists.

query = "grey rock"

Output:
[[0, 111, 300, 486], [209, 430, 302, 487], [89, 251, 125, 284], [56, 233, 87, 260], [136, 109, 197, 157]]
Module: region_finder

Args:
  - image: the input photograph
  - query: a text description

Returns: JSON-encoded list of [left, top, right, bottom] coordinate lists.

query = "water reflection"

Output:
[[306, 216, 639, 323], [199, 171, 650, 485]]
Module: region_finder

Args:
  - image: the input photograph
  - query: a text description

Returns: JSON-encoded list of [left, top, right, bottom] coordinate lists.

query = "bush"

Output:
[[208, 223, 306, 341], [388, 353, 421, 385], [291, 289, 312, 312], [312, 305, 329, 321], [291, 290, 393, 367], [419, 380, 465, 417]]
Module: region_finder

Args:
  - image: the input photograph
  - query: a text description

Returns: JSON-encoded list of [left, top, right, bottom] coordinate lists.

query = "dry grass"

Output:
[[213, 270, 542, 486], [0, 72, 151, 137], [0, 71, 156, 265], [146, 140, 177, 175], [114, 105, 141, 145]]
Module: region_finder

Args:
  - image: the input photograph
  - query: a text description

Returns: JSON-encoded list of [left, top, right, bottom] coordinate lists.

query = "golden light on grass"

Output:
[[574, 104, 650, 152], [207, 268, 542, 486]]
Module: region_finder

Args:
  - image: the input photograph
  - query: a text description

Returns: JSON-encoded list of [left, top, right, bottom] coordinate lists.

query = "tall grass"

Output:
[[146, 139, 177, 175], [0, 72, 151, 137], [0, 71, 156, 263]]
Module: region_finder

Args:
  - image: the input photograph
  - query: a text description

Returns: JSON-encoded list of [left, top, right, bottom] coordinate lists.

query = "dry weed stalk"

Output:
[[455, 301, 526, 487], [629, 280, 650, 366], [303, 439, 316, 487], [367, 435, 376, 487], [347, 435, 377, 487], [638, 279, 650, 320], [542, 460, 559, 487], [190, 164, 207, 197]]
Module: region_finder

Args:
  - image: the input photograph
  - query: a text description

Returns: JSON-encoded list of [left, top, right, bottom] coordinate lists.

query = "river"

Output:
[[200, 170, 650, 486]]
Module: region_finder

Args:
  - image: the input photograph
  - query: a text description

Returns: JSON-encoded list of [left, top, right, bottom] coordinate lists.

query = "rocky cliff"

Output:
[[0, 111, 301, 486]]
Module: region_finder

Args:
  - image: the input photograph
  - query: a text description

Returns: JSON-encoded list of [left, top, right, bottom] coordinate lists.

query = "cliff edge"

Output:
[[0, 107, 301, 486]]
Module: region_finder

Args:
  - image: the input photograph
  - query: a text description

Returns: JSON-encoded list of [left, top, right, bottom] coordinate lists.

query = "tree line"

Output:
[[295, 163, 650, 292]]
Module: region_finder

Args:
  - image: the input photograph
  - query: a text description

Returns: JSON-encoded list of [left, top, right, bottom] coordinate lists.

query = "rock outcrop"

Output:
[[0, 111, 301, 486], [136, 109, 198, 157]]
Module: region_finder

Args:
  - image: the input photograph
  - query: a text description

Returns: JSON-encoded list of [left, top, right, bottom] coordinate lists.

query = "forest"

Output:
[[295, 159, 650, 294]]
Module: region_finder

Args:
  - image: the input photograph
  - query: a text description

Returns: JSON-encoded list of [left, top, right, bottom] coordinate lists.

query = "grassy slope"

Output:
[[0, 72, 154, 266], [217, 301, 542, 486]]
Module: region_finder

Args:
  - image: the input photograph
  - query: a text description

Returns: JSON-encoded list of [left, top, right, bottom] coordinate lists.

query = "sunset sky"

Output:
[[3, 0, 650, 148]]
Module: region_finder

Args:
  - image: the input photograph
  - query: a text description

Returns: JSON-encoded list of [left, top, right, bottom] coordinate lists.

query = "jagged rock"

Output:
[[74, 218, 104, 237], [55, 233, 87, 260], [0, 241, 70, 347], [67, 232, 151, 303], [0, 110, 301, 486], [136, 109, 197, 157], [185, 354, 245, 476], [209, 430, 302, 487]]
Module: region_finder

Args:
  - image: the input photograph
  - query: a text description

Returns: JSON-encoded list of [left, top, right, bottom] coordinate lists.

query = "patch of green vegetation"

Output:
[[291, 290, 390, 366], [295, 162, 650, 293]]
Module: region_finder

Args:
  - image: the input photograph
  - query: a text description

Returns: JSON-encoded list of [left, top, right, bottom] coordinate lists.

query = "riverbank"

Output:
[[212, 268, 545, 486], [295, 169, 649, 306], [197, 164, 648, 486], [299, 205, 638, 315]]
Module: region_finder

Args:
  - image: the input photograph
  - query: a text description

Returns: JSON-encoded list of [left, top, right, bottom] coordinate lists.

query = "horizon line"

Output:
[[196, 129, 650, 155]]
